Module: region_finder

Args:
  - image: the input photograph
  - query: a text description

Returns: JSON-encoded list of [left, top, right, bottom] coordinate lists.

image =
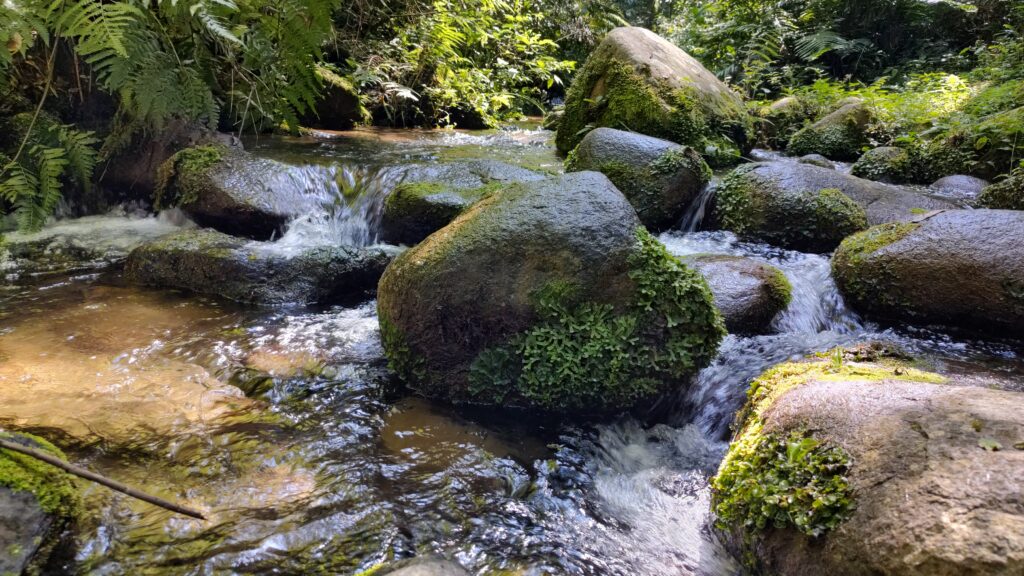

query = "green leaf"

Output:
[[978, 438, 1002, 452]]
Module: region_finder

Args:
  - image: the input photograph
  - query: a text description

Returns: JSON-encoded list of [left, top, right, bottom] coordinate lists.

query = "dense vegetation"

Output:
[[1, 0, 1022, 229]]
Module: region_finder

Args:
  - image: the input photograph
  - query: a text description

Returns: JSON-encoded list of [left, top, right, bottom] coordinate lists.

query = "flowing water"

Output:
[[1, 127, 1023, 575]]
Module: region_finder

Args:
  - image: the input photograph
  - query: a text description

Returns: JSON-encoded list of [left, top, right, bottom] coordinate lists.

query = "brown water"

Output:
[[2, 127, 1023, 575]]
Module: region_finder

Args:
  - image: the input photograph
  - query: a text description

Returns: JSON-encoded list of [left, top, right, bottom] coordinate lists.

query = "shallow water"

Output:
[[2, 128, 1022, 575]]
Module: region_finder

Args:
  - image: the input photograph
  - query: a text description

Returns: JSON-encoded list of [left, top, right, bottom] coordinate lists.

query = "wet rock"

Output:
[[713, 352, 1024, 576], [567, 128, 711, 230], [382, 160, 545, 245], [377, 171, 724, 413], [683, 255, 791, 334], [930, 174, 989, 200], [300, 78, 370, 130], [796, 154, 834, 169], [832, 209, 1024, 336], [377, 556, 470, 576], [850, 146, 912, 183], [156, 146, 330, 240], [0, 431, 80, 575], [787, 102, 872, 161], [977, 167, 1023, 210], [125, 228, 392, 305], [713, 162, 956, 252], [555, 26, 751, 166]]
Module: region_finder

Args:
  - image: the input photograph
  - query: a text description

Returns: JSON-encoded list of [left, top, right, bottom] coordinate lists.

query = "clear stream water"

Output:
[[1, 126, 1022, 575]]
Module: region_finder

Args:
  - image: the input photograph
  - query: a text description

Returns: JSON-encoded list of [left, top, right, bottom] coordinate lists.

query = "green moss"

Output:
[[713, 353, 944, 543], [154, 145, 225, 209], [786, 105, 870, 161], [832, 221, 919, 307], [851, 147, 913, 183], [466, 228, 725, 412], [556, 54, 751, 166], [379, 312, 428, 384], [0, 431, 80, 518], [764, 266, 793, 313], [814, 187, 868, 233], [977, 166, 1024, 210]]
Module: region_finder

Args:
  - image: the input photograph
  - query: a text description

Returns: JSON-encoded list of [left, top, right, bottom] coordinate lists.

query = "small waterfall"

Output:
[[677, 180, 717, 233]]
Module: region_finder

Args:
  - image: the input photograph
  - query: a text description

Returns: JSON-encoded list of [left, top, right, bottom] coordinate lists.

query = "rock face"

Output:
[[555, 26, 752, 166], [125, 229, 392, 305], [566, 128, 711, 230], [713, 352, 1024, 576], [683, 255, 791, 334], [382, 160, 545, 245], [930, 174, 989, 200], [977, 168, 1023, 210], [787, 102, 872, 161], [377, 171, 724, 413], [832, 209, 1024, 336], [714, 162, 956, 252], [156, 146, 330, 240], [0, 432, 80, 575], [851, 146, 912, 183]]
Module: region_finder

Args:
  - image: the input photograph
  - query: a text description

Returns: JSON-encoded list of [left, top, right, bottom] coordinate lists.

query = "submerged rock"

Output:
[[713, 351, 1024, 576], [377, 171, 724, 413], [0, 431, 80, 575], [850, 146, 912, 183], [382, 160, 545, 245], [787, 102, 872, 161], [567, 128, 711, 230], [832, 209, 1024, 336], [555, 26, 751, 166], [930, 174, 989, 200], [713, 162, 956, 252], [683, 255, 791, 334], [155, 146, 330, 240], [125, 228, 392, 305]]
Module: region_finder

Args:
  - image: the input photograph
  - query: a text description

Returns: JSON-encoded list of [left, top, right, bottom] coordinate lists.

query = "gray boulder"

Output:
[[555, 26, 752, 166], [930, 174, 989, 201], [683, 255, 791, 334], [714, 162, 956, 252], [714, 351, 1024, 576], [377, 171, 724, 413], [787, 102, 872, 161], [125, 229, 392, 305], [796, 154, 834, 169], [382, 160, 545, 245], [567, 128, 711, 230], [832, 209, 1024, 336]]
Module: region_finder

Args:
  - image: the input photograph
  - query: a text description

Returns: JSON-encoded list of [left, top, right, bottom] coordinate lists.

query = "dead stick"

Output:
[[0, 438, 206, 520]]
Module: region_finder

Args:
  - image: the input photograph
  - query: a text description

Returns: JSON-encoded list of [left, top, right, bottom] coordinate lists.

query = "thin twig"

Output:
[[0, 438, 207, 520]]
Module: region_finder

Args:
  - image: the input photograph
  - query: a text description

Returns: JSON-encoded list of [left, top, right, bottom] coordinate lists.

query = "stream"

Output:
[[1, 125, 1022, 575]]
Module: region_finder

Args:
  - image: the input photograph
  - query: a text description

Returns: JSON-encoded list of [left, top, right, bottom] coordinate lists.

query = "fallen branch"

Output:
[[0, 438, 206, 520]]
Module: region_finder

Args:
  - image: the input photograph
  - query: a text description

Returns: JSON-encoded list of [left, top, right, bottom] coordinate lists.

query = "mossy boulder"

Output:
[[566, 127, 711, 230], [377, 171, 725, 413], [930, 174, 989, 201], [797, 154, 834, 169], [155, 146, 331, 240], [851, 146, 913, 183], [682, 255, 791, 334], [755, 96, 813, 149], [382, 160, 545, 244], [832, 209, 1024, 336], [713, 162, 956, 252], [0, 431, 80, 575], [555, 26, 752, 167], [713, 350, 1024, 576], [125, 228, 393, 305], [787, 102, 872, 161], [300, 77, 370, 130], [977, 167, 1024, 210]]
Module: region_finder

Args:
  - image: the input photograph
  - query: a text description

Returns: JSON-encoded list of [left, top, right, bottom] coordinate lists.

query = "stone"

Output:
[[976, 168, 1023, 210], [300, 78, 370, 130], [683, 255, 791, 334], [566, 127, 711, 230], [555, 26, 752, 166], [787, 102, 872, 161], [930, 174, 989, 200], [850, 146, 912, 183], [796, 154, 834, 169]]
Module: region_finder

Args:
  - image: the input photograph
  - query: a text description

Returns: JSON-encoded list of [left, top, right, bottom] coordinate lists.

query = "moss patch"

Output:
[[787, 105, 870, 161], [851, 147, 913, 183], [0, 431, 80, 518], [154, 145, 225, 209], [831, 221, 919, 307], [977, 167, 1024, 210]]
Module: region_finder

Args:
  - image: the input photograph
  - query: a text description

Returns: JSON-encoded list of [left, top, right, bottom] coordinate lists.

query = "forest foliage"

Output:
[[1, 0, 1023, 229]]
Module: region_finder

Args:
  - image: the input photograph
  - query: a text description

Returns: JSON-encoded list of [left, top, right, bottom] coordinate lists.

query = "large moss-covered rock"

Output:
[[787, 102, 872, 161], [683, 255, 790, 334], [714, 162, 956, 252], [713, 351, 1024, 576], [977, 167, 1024, 210], [382, 160, 545, 244], [125, 229, 392, 305], [566, 128, 711, 230], [155, 146, 331, 239], [850, 146, 912, 183], [377, 171, 725, 413], [832, 210, 1024, 336], [300, 77, 370, 130], [0, 431, 80, 576], [555, 26, 752, 167]]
